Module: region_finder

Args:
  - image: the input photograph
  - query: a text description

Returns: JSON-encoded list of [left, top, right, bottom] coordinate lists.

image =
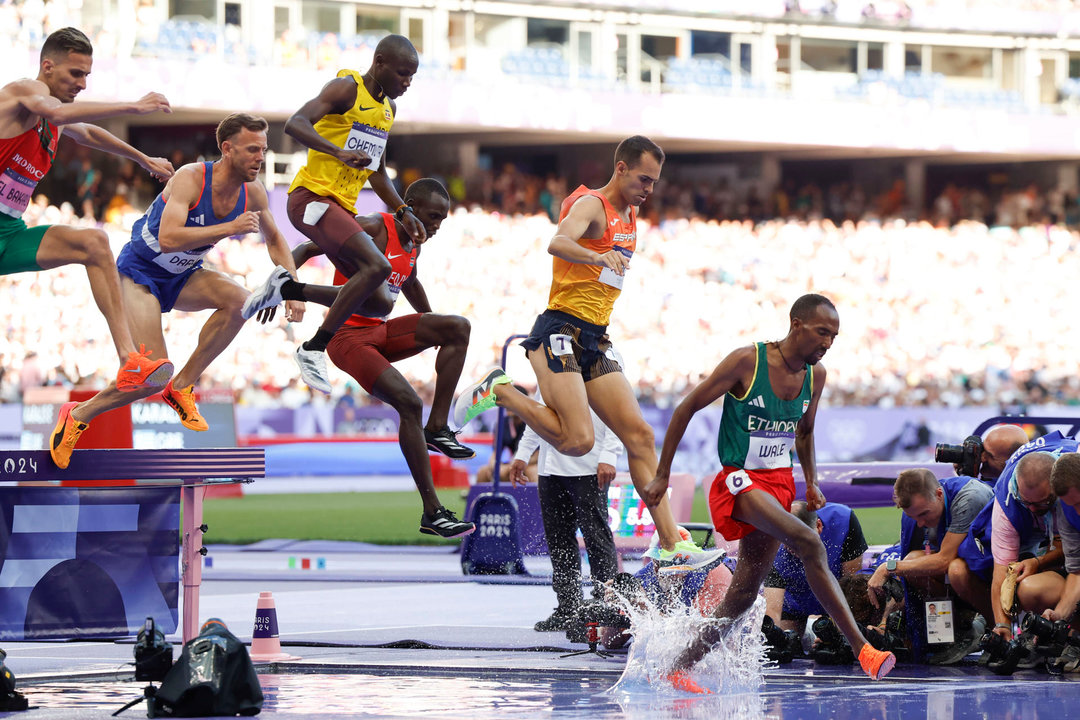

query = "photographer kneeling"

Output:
[[952, 434, 1073, 644]]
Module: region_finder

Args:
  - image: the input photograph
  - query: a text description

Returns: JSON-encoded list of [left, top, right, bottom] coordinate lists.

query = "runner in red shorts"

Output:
[[269, 178, 474, 539], [650, 294, 895, 692]]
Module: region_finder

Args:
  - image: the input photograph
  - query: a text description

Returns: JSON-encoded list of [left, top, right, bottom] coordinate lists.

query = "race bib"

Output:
[[344, 122, 388, 170], [0, 168, 35, 217], [549, 333, 573, 356], [745, 431, 794, 470], [725, 469, 753, 495], [598, 267, 625, 289]]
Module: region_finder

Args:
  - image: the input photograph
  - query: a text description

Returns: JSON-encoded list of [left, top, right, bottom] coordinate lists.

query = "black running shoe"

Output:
[[424, 427, 476, 459], [419, 507, 475, 538]]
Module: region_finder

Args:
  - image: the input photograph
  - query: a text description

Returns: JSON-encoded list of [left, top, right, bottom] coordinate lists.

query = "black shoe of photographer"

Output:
[[535, 609, 575, 633], [929, 615, 987, 666]]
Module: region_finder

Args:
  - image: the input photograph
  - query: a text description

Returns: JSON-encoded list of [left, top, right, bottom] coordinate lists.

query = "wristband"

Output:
[[994, 623, 1011, 630], [394, 204, 411, 219]]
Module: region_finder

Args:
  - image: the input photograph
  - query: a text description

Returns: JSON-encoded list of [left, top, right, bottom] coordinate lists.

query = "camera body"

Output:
[[761, 615, 802, 664], [577, 600, 631, 630], [134, 616, 174, 683], [979, 630, 1035, 675], [809, 616, 855, 665], [935, 435, 983, 478]]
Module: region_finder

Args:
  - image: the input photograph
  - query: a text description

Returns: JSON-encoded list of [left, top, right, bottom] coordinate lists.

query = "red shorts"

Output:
[[708, 466, 796, 542], [326, 314, 425, 393]]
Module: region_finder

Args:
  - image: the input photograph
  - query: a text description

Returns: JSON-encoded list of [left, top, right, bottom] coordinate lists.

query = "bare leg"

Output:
[[169, 270, 250, 387], [317, 231, 392, 336], [1017, 571, 1066, 615], [414, 314, 470, 431], [369, 366, 440, 515], [36, 225, 136, 358]]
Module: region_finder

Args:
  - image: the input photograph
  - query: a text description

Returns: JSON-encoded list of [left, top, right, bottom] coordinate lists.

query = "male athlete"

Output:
[[453, 136, 716, 567], [651, 294, 895, 692], [284, 34, 424, 394], [49, 113, 303, 468], [0, 27, 174, 391], [256, 178, 474, 537]]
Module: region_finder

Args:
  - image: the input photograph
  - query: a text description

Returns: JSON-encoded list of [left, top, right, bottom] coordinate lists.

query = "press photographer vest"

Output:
[[717, 342, 812, 470], [899, 475, 974, 558]]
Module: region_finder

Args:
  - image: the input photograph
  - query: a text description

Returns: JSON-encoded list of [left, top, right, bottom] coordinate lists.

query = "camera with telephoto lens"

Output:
[[1021, 613, 1080, 649], [134, 616, 174, 682], [979, 629, 1036, 675], [809, 616, 854, 665], [761, 615, 802, 664], [935, 435, 984, 478], [882, 576, 905, 604]]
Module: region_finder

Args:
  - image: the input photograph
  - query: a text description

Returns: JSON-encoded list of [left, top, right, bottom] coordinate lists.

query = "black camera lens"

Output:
[[935, 443, 965, 464]]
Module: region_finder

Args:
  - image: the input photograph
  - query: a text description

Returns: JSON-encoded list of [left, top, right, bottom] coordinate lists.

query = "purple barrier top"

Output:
[[787, 461, 957, 509], [0, 448, 265, 484]]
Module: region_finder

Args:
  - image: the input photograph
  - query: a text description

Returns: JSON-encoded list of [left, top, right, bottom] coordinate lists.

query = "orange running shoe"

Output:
[[50, 401, 88, 469], [859, 643, 897, 680], [161, 380, 209, 432], [116, 344, 173, 392], [667, 671, 712, 694]]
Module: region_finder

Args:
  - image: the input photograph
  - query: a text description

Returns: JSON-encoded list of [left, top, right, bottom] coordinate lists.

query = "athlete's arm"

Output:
[[795, 364, 827, 511], [547, 195, 627, 274], [247, 181, 304, 323], [645, 348, 756, 506], [400, 250, 432, 314], [367, 98, 425, 243], [3, 79, 170, 127], [291, 241, 324, 269], [156, 166, 259, 252], [61, 123, 173, 181], [284, 76, 370, 168]]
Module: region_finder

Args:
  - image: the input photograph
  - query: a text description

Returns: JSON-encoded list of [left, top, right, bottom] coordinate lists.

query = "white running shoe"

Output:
[[242, 265, 292, 320], [294, 345, 332, 394]]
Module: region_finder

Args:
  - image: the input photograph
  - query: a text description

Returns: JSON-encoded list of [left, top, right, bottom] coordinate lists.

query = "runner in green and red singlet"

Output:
[[649, 294, 896, 692]]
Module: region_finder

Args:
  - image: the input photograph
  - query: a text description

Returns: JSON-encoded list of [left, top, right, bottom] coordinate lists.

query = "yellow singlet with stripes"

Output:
[[288, 69, 395, 211]]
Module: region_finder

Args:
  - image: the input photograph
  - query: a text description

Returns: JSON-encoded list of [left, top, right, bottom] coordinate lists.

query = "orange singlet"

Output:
[[546, 185, 636, 326]]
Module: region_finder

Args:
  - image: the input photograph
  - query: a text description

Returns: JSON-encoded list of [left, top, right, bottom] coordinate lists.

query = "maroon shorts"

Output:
[[708, 466, 796, 542], [326, 314, 425, 393], [287, 186, 367, 274]]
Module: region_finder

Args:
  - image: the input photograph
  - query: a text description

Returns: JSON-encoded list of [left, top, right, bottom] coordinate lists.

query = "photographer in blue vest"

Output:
[[951, 433, 1073, 640], [869, 469, 993, 609], [764, 501, 867, 634], [1045, 453, 1080, 623]]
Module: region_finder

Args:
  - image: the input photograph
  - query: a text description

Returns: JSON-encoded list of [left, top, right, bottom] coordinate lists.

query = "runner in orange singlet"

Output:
[[453, 136, 719, 568]]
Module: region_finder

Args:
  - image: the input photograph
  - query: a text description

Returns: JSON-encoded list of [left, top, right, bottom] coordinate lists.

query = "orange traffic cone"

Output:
[[249, 591, 300, 661]]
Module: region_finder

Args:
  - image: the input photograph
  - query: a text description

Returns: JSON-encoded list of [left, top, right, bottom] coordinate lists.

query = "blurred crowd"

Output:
[[2, 190, 1079, 411]]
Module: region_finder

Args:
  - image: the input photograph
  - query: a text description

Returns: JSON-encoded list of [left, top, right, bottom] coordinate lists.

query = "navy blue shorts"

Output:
[[519, 309, 622, 382], [117, 244, 199, 313]]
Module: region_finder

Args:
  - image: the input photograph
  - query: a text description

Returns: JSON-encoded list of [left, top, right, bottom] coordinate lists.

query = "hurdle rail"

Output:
[[0, 448, 265, 643]]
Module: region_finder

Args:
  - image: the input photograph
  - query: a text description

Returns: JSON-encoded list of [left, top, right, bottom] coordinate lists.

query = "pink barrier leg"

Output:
[[181, 484, 205, 643]]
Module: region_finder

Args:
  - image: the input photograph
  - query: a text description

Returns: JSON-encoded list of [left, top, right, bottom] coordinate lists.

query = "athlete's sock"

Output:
[[280, 279, 307, 302], [303, 328, 335, 353]]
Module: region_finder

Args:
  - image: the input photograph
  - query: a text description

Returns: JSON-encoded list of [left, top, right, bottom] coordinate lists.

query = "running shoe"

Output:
[[294, 345, 332, 394], [859, 643, 897, 680], [451, 367, 512, 430], [50, 401, 88, 470], [241, 265, 292, 320], [656, 541, 729, 576], [424, 427, 476, 459], [161, 380, 209, 432], [116, 344, 173, 393], [667, 671, 712, 694], [419, 507, 475, 538]]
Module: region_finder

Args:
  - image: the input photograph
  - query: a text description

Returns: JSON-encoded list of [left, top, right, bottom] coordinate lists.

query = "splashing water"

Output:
[[607, 590, 769, 698]]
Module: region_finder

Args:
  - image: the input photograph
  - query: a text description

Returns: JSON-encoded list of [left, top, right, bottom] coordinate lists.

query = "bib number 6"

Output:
[[725, 469, 753, 496]]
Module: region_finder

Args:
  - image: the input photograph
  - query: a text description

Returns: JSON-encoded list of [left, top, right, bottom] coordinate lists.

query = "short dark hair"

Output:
[[1051, 453, 1080, 496], [840, 574, 884, 627], [790, 500, 817, 529], [216, 113, 268, 150], [404, 178, 449, 204], [893, 468, 939, 509], [790, 293, 837, 322], [374, 34, 418, 62], [40, 27, 93, 63], [615, 135, 664, 169]]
